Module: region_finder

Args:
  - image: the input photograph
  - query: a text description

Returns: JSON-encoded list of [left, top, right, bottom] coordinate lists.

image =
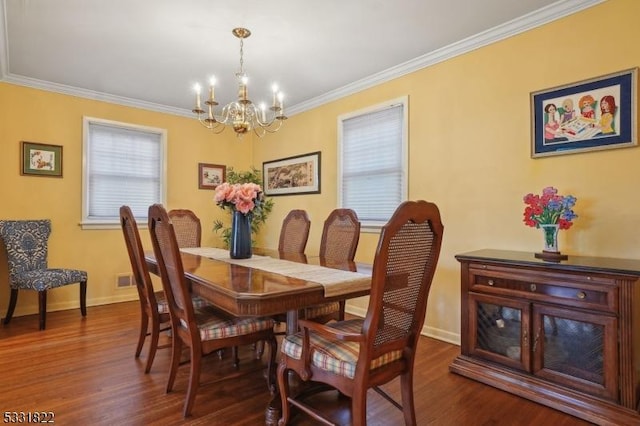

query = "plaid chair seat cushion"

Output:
[[179, 305, 275, 341], [11, 268, 87, 291], [156, 293, 209, 315], [281, 319, 403, 379], [303, 302, 340, 319]]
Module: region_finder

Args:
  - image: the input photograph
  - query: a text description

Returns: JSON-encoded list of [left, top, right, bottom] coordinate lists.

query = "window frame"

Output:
[[81, 116, 167, 230], [337, 96, 409, 231]]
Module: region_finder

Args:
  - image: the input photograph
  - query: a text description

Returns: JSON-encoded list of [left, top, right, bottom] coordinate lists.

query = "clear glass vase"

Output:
[[540, 224, 559, 253]]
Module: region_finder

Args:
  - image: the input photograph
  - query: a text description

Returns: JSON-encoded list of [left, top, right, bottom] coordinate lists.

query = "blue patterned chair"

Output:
[[0, 220, 87, 330]]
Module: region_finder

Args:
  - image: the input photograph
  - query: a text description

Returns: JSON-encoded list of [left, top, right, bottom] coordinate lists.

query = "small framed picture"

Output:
[[198, 163, 226, 189], [263, 151, 321, 196], [530, 68, 637, 158], [21, 141, 63, 177]]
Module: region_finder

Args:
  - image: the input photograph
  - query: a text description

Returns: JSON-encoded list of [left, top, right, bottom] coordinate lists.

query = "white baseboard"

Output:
[[344, 305, 460, 346]]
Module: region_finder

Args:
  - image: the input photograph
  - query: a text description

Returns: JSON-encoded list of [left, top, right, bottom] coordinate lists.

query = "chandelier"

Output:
[[191, 27, 287, 138]]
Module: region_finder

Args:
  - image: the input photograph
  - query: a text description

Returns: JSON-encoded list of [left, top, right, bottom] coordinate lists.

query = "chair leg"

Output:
[[400, 371, 417, 426], [276, 362, 292, 425], [145, 318, 161, 374], [183, 346, 201, 417], [166, 334, 182, 393], [38, 290, 47, 330], [80, 280, 87, 316], [135, 311, 149, 358], [3, 289, 19, 325], [352, 390, 367, 426]]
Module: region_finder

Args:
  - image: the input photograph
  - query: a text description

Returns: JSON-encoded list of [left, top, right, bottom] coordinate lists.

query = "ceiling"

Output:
[[0, 0, 601, 117]]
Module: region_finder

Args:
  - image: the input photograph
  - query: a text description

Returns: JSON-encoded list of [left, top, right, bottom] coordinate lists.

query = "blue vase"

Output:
[[230, 210, 252, 259]]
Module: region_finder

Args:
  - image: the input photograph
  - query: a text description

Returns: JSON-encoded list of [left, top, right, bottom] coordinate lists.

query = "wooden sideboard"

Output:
[[450, 249, 640, 426]]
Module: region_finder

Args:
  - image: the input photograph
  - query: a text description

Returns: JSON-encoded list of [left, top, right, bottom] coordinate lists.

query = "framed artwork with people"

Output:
[[530, 68, 637, 158]]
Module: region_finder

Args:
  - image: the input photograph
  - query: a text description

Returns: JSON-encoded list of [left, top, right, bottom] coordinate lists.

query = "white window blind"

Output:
[[339, 98, 407, 228], [82, 117, 166, 228]]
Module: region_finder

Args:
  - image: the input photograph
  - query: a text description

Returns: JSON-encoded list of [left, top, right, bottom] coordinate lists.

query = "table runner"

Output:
[[180, 247, 370, 297]]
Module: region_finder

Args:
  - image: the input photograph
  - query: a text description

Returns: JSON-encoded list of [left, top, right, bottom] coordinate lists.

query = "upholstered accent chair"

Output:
[[148, 204, 277, 417], [277, 209, 311, 254], [167, 209, 201, 248], [277, 201, 444, 426], [303, 208, 361, 324], [0, 220, 87, 330]]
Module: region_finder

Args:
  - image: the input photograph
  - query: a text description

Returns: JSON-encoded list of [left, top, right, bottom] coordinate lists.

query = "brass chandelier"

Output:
[[191, 27, 287, 138]]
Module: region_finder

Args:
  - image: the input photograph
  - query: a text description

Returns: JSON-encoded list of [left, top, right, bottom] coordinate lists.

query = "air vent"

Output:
[[116, 273, 134, 288]]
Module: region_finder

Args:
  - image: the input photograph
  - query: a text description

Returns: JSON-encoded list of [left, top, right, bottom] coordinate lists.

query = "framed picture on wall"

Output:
[[198, 163, 226, 189], [530, 68, 638, 158], [21, 141, 63, 177], [263, 151, 321, 196]]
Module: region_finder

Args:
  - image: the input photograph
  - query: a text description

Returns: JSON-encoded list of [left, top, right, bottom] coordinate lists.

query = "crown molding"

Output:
[[0, 0, 604, 118], [287, 0, 604, 116]]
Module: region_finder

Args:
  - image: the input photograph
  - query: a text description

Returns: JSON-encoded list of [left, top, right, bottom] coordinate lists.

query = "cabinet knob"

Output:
[[577, 291, 586, 300], [530, 283, 537, 292], [487, 279, 494, 286]]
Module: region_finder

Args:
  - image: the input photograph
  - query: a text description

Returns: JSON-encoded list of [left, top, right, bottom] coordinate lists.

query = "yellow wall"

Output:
[[0, 83, 252, 315], [254, 0, 640, 343], [1, 0, 639, 344]]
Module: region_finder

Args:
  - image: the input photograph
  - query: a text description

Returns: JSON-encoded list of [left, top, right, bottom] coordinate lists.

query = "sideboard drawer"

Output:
[[468, 263, 618, 313]]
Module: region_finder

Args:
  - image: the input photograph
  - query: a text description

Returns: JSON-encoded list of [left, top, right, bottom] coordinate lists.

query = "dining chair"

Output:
[[0, 220, 87, 330], [168, 209, 202, 248], [277, 209, 311, 253], [303, 208, 361, 324], [148, 204, 277, 417], [120, 206, 173, 373], [276, 200, 444, 426]]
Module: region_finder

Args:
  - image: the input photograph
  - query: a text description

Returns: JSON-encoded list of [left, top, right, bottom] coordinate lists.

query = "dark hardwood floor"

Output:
[[0, 301, 593, 425]]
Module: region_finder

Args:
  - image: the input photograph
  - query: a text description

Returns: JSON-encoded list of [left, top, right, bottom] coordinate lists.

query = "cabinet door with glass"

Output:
[[468, 292, 530, 371], [532, 303, 618, 400]]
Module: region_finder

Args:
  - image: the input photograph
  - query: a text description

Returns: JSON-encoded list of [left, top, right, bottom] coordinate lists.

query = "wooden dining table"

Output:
[[144, 247, 372, 424]]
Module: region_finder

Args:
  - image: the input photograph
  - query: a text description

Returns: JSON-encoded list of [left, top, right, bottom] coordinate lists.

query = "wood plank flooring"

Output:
[[0, 302, 593, 425]]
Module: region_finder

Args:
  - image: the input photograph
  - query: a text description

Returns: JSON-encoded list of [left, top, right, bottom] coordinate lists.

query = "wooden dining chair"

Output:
[[278, 209, 311, 254], [168, 209, 201, 248], [277, 200, 444, 426], [304, 208, 361, 324], [148, 204, 277, 417], [120, 206, 172, 373]]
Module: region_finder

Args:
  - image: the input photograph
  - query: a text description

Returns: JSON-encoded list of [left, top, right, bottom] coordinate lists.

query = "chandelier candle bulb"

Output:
[[272, 84, 278, 107], [260, 103, 266, 122], [208, 77, 216, 103], [194, 84, 202, 110]]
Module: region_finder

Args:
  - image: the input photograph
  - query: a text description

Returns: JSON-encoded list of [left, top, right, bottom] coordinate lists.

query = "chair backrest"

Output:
[[319, 209, 360, 261], [361, 200, 443, 368], [278, 209, 311, 253], [148, 204, 196, 340], [0, 220, 51, 280], [168, 209, 202, 248], [119, 206, 162, 315]]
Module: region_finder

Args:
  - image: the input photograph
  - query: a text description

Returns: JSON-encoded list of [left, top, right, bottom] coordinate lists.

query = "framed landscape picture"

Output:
[[198, 163, 226, 189], [530, 68, 638, 158], [263, 151, 321, 196], [21, 141, 63, 177]]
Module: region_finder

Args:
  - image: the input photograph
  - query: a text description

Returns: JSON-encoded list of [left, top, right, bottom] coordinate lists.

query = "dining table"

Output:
[[144, 246, 372, 424]]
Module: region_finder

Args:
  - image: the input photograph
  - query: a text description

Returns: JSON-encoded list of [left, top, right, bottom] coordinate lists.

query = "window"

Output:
[[81, 117, 167, 229], [338, 97, 408, 229]]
